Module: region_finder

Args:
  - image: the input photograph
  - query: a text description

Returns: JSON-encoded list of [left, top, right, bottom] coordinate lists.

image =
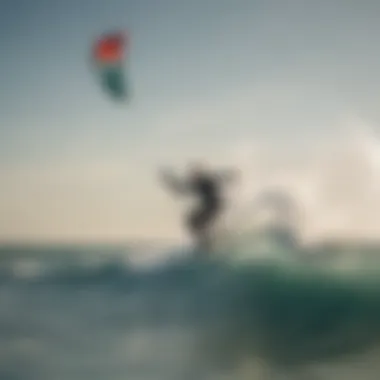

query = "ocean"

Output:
[[1, 242, 380, 380]]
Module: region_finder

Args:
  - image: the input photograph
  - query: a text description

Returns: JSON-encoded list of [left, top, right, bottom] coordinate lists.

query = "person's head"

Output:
[[186, 161, 207, 179]]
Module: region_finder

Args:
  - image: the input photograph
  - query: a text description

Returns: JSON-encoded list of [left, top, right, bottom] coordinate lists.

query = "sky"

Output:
[[2, 0, 380, 243]]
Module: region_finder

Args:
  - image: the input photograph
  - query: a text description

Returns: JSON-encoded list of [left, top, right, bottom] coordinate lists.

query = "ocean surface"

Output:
[[1, 240, 380, 380]]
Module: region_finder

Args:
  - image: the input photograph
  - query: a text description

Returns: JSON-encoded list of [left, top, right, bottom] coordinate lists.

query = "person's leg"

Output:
[[186, 208, 204, 251], [187, 206, 219, 252]]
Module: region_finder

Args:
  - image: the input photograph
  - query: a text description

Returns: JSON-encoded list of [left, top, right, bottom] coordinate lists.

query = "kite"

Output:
[[92, 31, 129, 100]]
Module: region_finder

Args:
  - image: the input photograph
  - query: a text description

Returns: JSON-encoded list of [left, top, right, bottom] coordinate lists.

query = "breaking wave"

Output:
[[1, 244, 380, 379]]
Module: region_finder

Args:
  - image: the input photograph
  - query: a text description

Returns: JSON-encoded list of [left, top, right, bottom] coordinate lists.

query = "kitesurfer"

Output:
[[159, 162, 238, 252]]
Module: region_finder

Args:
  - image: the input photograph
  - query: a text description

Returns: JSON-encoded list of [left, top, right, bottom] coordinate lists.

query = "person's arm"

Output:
[[159, 168, 190, 195]]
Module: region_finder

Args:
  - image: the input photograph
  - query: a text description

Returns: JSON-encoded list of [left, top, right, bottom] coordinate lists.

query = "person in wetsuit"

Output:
[[159, 162, 237, 251]]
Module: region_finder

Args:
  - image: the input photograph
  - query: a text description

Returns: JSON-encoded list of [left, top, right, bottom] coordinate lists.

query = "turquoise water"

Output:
[[0, 244, 380, 379]]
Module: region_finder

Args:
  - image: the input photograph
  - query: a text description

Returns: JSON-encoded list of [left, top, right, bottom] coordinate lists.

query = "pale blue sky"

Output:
[[2, 0, 380, 242]]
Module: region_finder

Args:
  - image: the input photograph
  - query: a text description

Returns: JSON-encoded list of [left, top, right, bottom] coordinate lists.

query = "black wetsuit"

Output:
[[161, 169, 233, 250], [187, 175, 222, 238]]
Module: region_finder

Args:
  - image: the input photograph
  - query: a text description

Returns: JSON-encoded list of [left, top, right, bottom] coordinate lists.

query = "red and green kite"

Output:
[[92, 31, 129, 100]]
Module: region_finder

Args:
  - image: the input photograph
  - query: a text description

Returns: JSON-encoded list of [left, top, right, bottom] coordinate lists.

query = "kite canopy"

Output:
[[92, 31, 129, 100], [94, 32, 126, 63]]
